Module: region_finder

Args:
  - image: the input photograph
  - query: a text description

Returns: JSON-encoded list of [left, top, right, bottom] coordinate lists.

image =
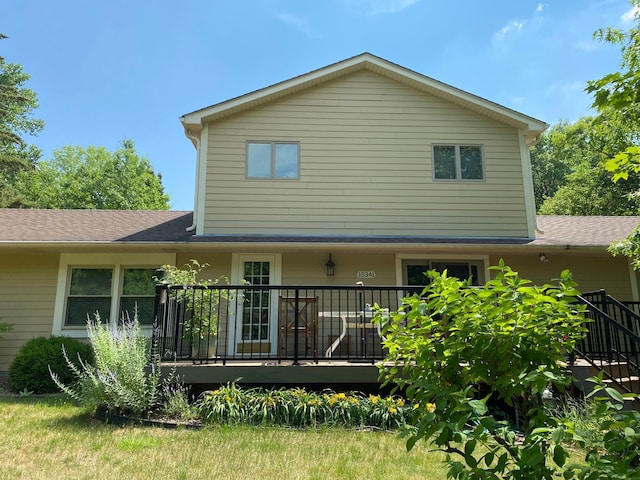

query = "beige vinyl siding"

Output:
[[0, 253, 58, 371], [282, 253, 396, 285], [494, 254, 633, 300], [202, 70, 530, 238]]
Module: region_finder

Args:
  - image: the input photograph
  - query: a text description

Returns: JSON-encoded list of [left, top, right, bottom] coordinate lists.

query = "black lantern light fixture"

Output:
[[325, 254, 335, 276]]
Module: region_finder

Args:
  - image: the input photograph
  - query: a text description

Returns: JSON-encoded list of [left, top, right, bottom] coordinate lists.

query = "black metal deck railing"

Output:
[[576, 290, 640, 394], [153, 284, 408, 364]]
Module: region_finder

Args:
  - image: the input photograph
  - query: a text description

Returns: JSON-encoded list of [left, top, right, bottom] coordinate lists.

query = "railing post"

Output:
[[293, 288, 300, 366], [152, 284, 164, 356]]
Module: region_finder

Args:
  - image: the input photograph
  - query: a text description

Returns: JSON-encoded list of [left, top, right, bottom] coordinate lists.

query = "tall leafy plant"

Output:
[[155, 261, 229, 344], [50, 311, 161, 416], [374, 261, 588, 479]]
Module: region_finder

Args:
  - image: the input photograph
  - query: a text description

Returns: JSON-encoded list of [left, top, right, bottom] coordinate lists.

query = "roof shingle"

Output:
[[0, 210, 637, 248]]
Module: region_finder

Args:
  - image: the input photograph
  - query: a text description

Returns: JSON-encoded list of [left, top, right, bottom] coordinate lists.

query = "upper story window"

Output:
[[433, 145, 484, 180], [247, 142, 299, 179]]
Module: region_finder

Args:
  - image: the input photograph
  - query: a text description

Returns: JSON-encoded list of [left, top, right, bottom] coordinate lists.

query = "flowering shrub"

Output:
[[197, 383, 411, 429], [50, 312, 161, 417]]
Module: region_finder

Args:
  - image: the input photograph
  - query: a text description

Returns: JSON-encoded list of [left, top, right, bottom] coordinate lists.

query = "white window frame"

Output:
[[52, 253, 175, 337], [246, 141, 300, 179], [433, 144, 485, 181]]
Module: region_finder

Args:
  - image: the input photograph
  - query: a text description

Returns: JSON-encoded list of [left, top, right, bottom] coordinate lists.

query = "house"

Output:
[[1, 53, 638, 385]]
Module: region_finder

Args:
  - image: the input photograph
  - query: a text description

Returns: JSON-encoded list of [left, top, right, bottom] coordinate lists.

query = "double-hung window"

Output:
[[64, 267, 157, 326], [433, 145, 484, 180], [55, 253, 175, 336], [247, 142, 299, 179]]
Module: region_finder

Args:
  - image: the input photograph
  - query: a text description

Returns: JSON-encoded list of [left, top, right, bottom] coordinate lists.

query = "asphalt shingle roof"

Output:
[[0, 210, 637, 248], [0, 209, 193, 243], [534, 215, 640, 247]]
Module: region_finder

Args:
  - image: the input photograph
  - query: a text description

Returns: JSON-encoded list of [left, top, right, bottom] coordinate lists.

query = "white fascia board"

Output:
[[180, 53, 548, 140]]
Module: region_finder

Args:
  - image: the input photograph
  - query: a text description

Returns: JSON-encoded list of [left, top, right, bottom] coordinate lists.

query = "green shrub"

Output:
[[50, 312, 161, 416], [374, 261, 589, 479], [8, 336, 93, 394]]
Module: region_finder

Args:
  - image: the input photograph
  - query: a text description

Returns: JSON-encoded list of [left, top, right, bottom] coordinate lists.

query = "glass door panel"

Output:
[[242, 261, 270, 341]]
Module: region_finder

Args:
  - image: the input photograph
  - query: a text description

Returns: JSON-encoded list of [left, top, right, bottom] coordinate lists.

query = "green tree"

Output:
[[0, 34, 44, 207], [534, 110, 640, 215], [529, 123, 572, 209], [18, 140, 170, 209], [584, 1, 640, 264], [587, 0, 640, 185]]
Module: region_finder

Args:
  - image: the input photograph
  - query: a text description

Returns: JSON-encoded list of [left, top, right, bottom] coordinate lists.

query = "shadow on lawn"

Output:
[[1, 394, 111, 432]]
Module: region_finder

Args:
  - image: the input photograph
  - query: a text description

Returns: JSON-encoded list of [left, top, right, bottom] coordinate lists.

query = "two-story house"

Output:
[[0, 53, 638, 383]]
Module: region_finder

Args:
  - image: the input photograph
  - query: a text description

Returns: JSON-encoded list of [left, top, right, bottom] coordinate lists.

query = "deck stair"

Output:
[[573, 291, 640, 408]]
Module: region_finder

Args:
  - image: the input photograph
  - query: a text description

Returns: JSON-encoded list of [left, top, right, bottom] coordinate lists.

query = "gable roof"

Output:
[[0, 210, 636, 250], [181, 52, 548, 145]]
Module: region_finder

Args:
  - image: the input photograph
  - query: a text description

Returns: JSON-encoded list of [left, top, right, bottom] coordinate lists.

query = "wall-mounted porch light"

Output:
[[325, 254, 335, 276]]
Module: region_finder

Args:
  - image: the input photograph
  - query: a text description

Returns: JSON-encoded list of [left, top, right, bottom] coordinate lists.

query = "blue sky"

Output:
[[3, 0, 636, 210]]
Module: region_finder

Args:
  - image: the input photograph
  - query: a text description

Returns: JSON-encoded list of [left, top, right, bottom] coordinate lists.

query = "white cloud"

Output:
[[274, 12, 320, 38], [493, 20, 526, 43], [492, 3, 545, 45], [345, 0, 422, 16], [621, 4, 640, 23]]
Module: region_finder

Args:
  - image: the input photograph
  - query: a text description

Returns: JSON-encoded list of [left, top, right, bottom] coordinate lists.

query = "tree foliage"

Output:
[[17, 139, 170, 210], [586, 1, 640, 112], [532, 110, 640, 215], [587, 0, 640, 183], [375, 262, 589, 479], [0, 35, 44, 207], [581, 0, 640, 265]]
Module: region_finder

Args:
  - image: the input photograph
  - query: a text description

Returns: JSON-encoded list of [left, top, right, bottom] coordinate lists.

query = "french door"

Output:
[[230, 254, 281, 355]]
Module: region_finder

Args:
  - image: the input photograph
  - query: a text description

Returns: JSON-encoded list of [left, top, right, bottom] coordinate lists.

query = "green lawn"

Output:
[[0, 395, 449, 480]]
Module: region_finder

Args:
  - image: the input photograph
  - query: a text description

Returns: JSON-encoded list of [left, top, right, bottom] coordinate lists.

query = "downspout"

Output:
[[532, 132, 544, 235], [183, 126, 200, 233], [519, 129, 544, 237]]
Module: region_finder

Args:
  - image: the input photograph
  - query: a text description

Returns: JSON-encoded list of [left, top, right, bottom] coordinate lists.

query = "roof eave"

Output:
[[180, 53, 548, 138]]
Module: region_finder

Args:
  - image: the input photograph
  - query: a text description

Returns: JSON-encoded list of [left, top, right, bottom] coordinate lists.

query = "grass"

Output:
[[0, 395, 449, 480]]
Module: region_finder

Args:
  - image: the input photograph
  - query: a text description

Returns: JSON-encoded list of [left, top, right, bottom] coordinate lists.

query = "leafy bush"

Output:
[[374, 261, 589, 479], [50, 312, 161, 416], [8, 336, 93, 394], [555, 375, 640, 479]]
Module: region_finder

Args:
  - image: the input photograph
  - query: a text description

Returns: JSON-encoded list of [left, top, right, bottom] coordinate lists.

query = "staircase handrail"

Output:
[[575, 293, 640, 395], [577, 295, 640, 345]]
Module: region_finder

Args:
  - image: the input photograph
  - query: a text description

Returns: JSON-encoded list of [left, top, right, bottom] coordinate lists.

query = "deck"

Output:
[[161, 359, 384, 389]]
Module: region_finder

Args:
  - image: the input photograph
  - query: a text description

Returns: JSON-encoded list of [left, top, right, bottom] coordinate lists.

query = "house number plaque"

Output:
[[356, 271, 376, 279]]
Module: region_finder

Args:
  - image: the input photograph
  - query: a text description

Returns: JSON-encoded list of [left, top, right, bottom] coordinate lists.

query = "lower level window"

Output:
[[65, 267, 157, 326], [403, 259, 483, 288], [66, 268, 112, 326]]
